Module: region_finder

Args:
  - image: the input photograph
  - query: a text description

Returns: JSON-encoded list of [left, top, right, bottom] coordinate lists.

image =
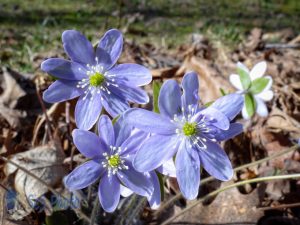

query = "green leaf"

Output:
[[249, 77, 269, 94], [245, 93, 256, 117], [49, 75, 58, 81], [156, 171, 165, 201], [152, 81, 162, 113], [112, 115, 120, 125], [237, 68, 251, 90], [219, 88, 227, 96], [204, 101, 214, 107]]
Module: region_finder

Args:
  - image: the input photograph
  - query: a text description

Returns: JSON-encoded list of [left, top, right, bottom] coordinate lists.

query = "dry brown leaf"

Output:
[[267, 108, 300, 138], [0, 67, 26, 107], [0, 68, 27, 128], [173, 182, 263, 224], [244, 28, 263, 52], [3, 141, 66, 219], [176, 56, 231, 104]]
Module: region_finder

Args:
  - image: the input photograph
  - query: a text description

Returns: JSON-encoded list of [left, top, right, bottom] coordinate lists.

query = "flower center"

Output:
[[182, 122, 197, 136], [89, 72, 105, 87], [108, 155, 121, 168], [101, 146, 129, 177]]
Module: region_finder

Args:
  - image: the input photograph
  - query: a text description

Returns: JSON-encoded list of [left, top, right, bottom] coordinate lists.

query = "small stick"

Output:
[[162, 173, 300, 225], [35, 86, 53, 141], [265, 43, 300, 49], [258, 202, 300, 211]]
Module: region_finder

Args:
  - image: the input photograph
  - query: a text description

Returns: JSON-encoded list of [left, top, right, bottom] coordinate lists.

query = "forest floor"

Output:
[[0, 1, 300, 225]]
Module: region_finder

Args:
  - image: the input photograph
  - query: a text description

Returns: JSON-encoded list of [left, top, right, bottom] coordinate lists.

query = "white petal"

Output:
[[157, 159, 176, 177], [120, 185, 133, 197], [263, 76, 273, 91], [242, 105, 250, 119], [256, 90, 274, 101], [250, 61, 267, 80], [229, 74, 243, 90], [237, 62, 250, 74], [255, 97, 268, 117]]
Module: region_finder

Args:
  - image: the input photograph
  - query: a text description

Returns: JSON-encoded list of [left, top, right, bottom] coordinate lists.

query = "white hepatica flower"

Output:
[[229, 61, 273, 119]]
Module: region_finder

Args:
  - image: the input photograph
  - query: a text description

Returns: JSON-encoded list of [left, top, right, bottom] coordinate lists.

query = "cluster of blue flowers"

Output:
[[42, 29, 245, 212]]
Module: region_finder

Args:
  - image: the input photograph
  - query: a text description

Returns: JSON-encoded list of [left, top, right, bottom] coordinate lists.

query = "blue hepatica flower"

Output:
[[64, 115, 159, 212], [125, 72, 244, 200], [41, 29, 152, 130]]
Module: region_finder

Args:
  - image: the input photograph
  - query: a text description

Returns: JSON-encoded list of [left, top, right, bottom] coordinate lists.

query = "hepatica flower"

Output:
[[125, 72, 244, 200], [64, 115, 156, 212], [229, 61, 273, 119], [41, 29, 152, 130]]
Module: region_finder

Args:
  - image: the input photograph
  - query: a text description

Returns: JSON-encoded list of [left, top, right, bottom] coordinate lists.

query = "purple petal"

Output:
[[97, 29, 123, 70], [94, 48, 113, 71], [72, 129, 107, 158], [98, 115, 115, 146], [64, 160, 102, 191], [215, 123, 243, 141], [133, 135, 178, 172], [176, 142, 200, 200], [41, 58, 87, 80], [114, 115, 133, 146], [120, 130, 149, 156], [199, 141, 233, 181], [101, 91, 129, 118], [147, 172, 161, 209], [196, 107, 230, 130], [124, 108, 177, 135], [43, 80, 83, 103], [110, 84, 149, 104], [75, 94, 102, 130], [107, 64, 152, 86], [62, 30, 95, 65], [157, 159, 176, 177], [117, 165, 154, 196], [98, 175, 120, 213], [158, 80, 182, 118], [181, 72, 199, 108], [211, 93, 244, 121]]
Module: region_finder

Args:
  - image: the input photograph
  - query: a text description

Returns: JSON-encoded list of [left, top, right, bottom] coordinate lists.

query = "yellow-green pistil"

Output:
[[89, 72, 105, 87], [182, 122, 197, 136], [108, 155, 121, 168]]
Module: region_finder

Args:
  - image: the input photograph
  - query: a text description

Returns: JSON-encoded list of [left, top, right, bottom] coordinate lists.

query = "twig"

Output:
[[0, 183, 9, 192], [35, 86, 53, 141], [125, 197, 147, 225], [161, 173, 300, 225], [0, 156, 91, 223], [155, 144, 299, 216], [117, 0, 123, 29], [258, 202, 300, 211], [265, 43, 300, 49]]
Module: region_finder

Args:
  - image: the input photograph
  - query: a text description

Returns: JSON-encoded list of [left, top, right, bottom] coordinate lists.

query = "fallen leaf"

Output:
[[4, 141, 66, 219], [172, 181, 263, 224]]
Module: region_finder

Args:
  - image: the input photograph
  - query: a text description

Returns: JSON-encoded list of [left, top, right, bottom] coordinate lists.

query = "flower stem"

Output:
[[155, 144, 299, 216], [161, 173, 300, 225], [89, 196, 100, 225]]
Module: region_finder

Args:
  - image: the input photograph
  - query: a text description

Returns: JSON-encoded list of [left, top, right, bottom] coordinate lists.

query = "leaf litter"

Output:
[[0, 27, 300, 225]]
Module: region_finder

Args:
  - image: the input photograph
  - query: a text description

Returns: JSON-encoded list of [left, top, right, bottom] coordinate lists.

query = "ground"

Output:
[[0, 1, 300, 225]]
